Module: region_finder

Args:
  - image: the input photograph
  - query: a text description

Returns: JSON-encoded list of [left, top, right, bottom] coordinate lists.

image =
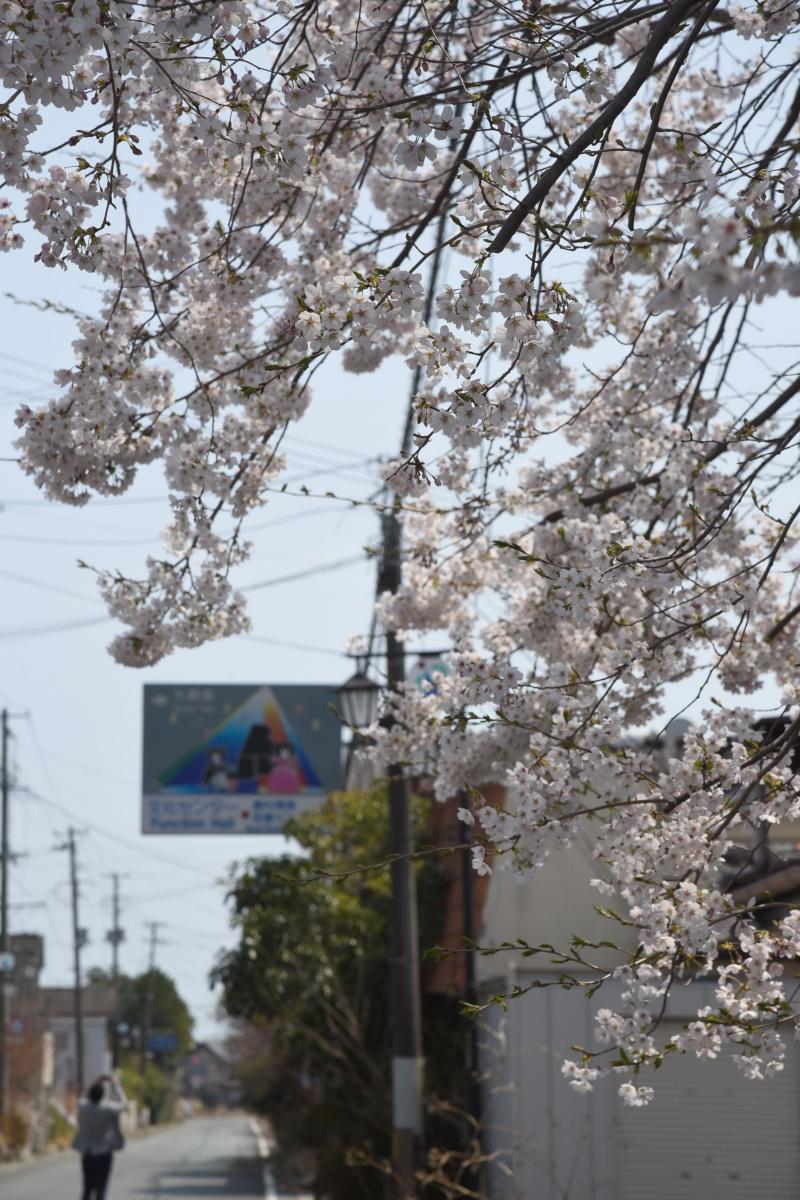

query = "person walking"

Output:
[[72, 1072, 127, 1200]]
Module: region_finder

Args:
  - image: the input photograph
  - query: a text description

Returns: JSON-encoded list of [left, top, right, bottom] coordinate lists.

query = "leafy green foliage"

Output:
[[46, 1104, 74, 1150], [120, 1062, 178, 1125], [85, 964, 193, 1125], [214, 787, 468, 1198], [119, 969, 194, 1059], [86, 966, 194, 1059]]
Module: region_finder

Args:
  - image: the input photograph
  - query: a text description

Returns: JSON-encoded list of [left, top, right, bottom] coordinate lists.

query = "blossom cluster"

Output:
[[5, 0, 800, 1099]]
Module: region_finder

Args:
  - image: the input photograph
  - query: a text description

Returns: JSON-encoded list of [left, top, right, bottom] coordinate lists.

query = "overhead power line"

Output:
[[0, 568, 100, 606], [0, 350, 56, 376], [0, 553, 369, 641], [0, 454, 379, 515], [0, 615, 110, 641], [242, 553, 368, 593], [25, 788, 212, 882], [18, 736, 136, 792], [244, 634, 345, 657]]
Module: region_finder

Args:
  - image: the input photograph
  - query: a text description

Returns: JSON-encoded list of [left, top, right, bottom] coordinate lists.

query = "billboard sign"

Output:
[[142, 684, 342, 835]]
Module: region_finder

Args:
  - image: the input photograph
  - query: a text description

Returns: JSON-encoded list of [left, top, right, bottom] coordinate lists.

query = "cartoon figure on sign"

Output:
[[266, 743, 301, 794], [237, 720, 275, 787], [203, 748, 229, 791]]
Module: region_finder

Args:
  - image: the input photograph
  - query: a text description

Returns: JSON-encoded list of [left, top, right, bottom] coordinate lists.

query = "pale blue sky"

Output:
[[0, 246, 409, 1038]]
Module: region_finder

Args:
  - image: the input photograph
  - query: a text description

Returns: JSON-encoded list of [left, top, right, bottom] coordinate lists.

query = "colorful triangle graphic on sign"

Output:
[[158, 687, 322, 794]]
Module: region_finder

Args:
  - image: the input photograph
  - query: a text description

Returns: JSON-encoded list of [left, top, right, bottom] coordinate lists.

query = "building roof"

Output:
[[187, 1042, 230, 1065], [39, 986, 117, 1018], [10, 933, 44, 970]]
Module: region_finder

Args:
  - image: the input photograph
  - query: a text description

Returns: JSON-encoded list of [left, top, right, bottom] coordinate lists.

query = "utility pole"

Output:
[[55, 828, 86, 1097], [140, 921, 165, 1073], [68, 829, 84, 1097], [0, 709, 31, 1120], [380, 509, 424, 1198], [0, 709, 10, 1121], [108, 874, 123, 982], [106, 873, 126, 1068], [369, 238, 447, 1197]]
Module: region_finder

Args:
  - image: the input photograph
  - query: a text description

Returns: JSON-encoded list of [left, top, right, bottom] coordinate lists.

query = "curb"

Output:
[[249, 1117, 278, 1200]]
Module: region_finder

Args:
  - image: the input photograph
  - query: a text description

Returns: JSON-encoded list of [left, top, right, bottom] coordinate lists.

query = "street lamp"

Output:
[[337, 667, 381, 731]]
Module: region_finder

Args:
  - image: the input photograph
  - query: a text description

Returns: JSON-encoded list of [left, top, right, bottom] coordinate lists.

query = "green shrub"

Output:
[[1, 1109, 30, 1156], [47, 1105, 74, 1150], [120, 1062, 177, 1124]]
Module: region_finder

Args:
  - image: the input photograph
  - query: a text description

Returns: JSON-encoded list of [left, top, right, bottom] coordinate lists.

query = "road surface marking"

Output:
[[249, 1117, 278, 1200]]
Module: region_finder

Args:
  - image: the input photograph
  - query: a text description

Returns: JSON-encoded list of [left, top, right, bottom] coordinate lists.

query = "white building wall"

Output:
[[477, 845, 800, 1199], [476, 835, 638, 975], [47, 1015, 110, 1096], [477, 835, 629, 1198], [480, 973, 619, 1199]]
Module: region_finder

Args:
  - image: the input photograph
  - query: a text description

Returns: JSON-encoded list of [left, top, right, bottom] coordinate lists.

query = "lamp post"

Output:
[[337, 651, 424, 1199], [337, 667, 381, 733], [338, 667, 381, 791]]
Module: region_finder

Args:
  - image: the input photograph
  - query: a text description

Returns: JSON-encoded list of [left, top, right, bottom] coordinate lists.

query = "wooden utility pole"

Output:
[[380, 509, 424, 1198], [359, 236, 448, 1197]]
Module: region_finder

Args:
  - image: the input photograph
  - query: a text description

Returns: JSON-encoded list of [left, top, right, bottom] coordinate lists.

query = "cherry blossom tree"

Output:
[[4, 0, 800, 1103]]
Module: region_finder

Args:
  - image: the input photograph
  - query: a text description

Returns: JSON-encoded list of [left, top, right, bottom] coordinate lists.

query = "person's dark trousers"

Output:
[[82, 1152, 113, 1200]]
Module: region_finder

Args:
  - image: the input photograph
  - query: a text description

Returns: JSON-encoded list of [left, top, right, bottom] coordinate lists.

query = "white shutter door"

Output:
[[617, 1026, 800, 1199]]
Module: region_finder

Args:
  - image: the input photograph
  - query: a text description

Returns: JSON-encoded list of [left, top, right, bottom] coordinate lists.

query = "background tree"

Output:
[[86, 964, 194, 1121], [87, 965, 194, 1059], [213, 787, 470, 1199]]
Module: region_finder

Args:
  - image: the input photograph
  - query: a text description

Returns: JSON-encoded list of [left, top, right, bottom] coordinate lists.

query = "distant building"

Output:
[[39, 987, 116, 1098], [182, 1043, 241, 1107], [3, 934, 116, 1123], [6, 934, 46, 1106], [477, 725, 800, 1200]]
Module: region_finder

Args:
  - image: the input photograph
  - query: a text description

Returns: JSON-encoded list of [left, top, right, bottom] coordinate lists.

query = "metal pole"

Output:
[[0, 709, 9, 1119], [381, 509, 424, 1197], [67, 829, 85, 1097]]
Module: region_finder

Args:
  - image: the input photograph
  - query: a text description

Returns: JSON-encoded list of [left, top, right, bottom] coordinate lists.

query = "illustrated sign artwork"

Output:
[[142, 684, 342, 834]]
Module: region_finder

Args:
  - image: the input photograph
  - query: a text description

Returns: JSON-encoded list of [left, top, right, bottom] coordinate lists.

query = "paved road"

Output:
[[0, 1113, 266, 1200]]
